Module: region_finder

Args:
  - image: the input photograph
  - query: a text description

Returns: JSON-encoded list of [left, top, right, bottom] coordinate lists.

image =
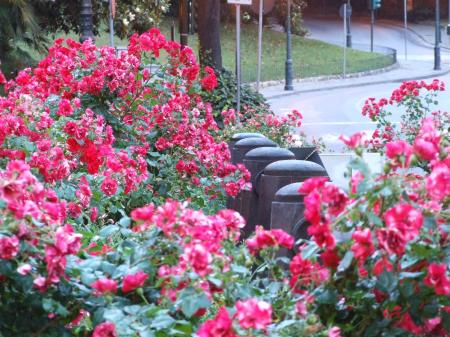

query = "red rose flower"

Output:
[[424, 263, 450, 295], [0, 235, 19, 260], [386, 140, 413, 169], [93, 322, 117, 337], [246, 226, 294, 254], [0, 70, 6, 84], [197, 307, 237, 337], [234, 299, 272, 330], [122, 271, 148, 293], [91, 278, 118, 296], [201, 66, 218, 92], [351, 228, 375, 263], [101, 177, 118, 196]]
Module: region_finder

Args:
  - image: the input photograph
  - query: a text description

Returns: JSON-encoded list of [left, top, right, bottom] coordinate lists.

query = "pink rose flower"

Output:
[[234, 299, 272, 330]]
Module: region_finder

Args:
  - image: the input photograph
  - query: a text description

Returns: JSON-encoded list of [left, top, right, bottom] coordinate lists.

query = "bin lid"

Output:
[[234, 137, 278, 150], [274, 182, 306, 202], [231, 133, 266, 141], [263, 160, 328, 177], [244, 147, 295, 161]]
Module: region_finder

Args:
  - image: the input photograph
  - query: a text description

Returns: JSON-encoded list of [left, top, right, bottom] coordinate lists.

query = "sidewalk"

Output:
[[261, 60, 450, 100], [378, 19, 450, 50]]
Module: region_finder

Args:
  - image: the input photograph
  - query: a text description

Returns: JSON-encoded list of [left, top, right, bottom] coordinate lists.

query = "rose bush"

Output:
[[362, 79, 449, 155], [296, 115, 449, 336], [0, 28, 336, 337], [1, 25, 449, 337], [0, 159, 334, 336], [0, 28, 250, 222]]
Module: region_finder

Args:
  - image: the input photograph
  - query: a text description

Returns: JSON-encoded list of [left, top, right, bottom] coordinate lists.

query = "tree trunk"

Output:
[[197, 0, 222, 70]]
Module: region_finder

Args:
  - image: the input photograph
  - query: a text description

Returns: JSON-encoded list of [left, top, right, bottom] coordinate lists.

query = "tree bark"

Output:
[[197, 0, 222, 70]]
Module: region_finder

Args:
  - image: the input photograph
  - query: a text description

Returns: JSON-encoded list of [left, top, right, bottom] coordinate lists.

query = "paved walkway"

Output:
[[302, 10, 450, 47], [261, 60, 450, 99], [260, 14, 450, 152], [261, 16, 450, 99], [378, 19, 450, 50]]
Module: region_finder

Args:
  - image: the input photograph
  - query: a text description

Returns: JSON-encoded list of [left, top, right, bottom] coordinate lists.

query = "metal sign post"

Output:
[[228, 0, 251, 117], [256, 0, 264, 92], [284, 0, 293, 91], [370, 9, 375, 52], [343, 4, 347, 78], [109, 0, 115, 48], [339, 4, 351, 76], [236, 4, 241, 114], [404, 0, 408, 60], [346, 1, 352, 48], [435, 0, 441, 70], [448, 0, 450, 35]]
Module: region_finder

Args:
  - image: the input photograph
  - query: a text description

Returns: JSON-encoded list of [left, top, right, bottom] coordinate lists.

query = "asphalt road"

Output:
[[266, 18, 450, 151], [304, 17, 450, 61], [268, 74, 450, 151]]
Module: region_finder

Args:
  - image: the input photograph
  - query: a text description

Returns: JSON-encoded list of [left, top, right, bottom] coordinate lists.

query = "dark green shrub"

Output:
[[201, 69, 271, 127]]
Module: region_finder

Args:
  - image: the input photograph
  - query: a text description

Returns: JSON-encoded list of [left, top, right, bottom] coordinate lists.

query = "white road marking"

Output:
[[301, 121, 377, 126]]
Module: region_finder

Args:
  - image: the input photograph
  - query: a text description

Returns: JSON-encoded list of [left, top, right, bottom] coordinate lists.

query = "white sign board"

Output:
[[228, 0, 252, 4]]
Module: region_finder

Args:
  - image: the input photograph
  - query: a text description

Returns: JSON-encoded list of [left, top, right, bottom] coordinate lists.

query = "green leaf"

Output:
[[275, 319, 297, 331], [422, 302, 439, 318], [230, 264, 250, 275], [99, 225, 119, 237], [440, 224, 450, 233], [367, 212, 383, 227], [423, 216, 437, 230], [399, 272, 423, 280], [150, 312, 175, 330], [400, 256, 419, 270], [101, 261, 117, 275], [172, 322, 193, 336], [442, 311, 450, 332], [118, 215, 131, 228], [348, 157, 371, 177], [315, 288, 337, 305], [300, 241, 319, 259], [104, 308, 125, 322], [42, 298, 69, 317], [139, 331, 155, 337], [364, 319, 390, 337], [178, 288, 211, 318], [337, 251, 354, 273], [376, 271, 398, 293]]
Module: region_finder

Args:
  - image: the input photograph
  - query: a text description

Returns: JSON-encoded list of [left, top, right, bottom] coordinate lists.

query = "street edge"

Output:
[[264, 66, 450, 100], [377, 20, 450, 52], [252, 62, 399, 93]]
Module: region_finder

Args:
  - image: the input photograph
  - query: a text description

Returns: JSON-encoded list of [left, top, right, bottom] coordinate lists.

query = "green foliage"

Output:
[[33, 0, 169, 38], [201, 69, 271, 126], [0, 0, 46, 77], [275, 0, 308, 36]]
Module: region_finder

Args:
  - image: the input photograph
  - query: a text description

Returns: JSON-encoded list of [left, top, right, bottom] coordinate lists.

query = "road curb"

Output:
[[254, 62, 399, 92], [264, 66, 450, 100], [377, 21, 450, 52]]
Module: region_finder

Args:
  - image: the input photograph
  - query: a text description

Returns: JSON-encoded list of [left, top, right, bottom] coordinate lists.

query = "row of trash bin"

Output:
[[228, 132, 329, 246]]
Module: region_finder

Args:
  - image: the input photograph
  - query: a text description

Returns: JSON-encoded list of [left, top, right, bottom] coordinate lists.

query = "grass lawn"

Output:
[[219, 22, 393, 82], [28, 19, 393, 83]]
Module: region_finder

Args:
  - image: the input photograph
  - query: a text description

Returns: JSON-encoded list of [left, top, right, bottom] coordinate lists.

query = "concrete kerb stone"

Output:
[[263, 65, 450, 100], [253, 62, 399, 92]]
